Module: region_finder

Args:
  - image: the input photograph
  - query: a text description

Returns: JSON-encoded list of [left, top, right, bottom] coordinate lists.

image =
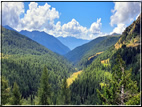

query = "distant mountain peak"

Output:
[[57, 36, 90, 50], [3, 25, 16, 31], [110, 33, 120, 36], [19, 30, 70, 55]]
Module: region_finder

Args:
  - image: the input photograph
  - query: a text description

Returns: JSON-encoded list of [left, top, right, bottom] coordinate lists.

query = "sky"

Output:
[[1, 1, 141, 40]]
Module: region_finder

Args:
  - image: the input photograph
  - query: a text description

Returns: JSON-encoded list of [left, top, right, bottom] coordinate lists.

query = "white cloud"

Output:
[[110, 24, 126, 35], [110, 2, 140, 26], [90, 18, 102, 34], [62, 19, 88, 35], [51, 18, 102, 40], [2, 2, 103, 40], [2, 2, 24, 28], [110, 2, 140, 34], [18, 2, 59, 31]]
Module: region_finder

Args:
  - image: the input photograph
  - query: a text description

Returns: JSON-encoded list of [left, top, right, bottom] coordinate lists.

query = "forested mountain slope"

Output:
[[115, 13, 141, 49], [19, 30, 70, 55], [1, 27, 75, 102], [69, 14, 141, 105], [65, 36, 107, 64], [77, 36, 120, 69]]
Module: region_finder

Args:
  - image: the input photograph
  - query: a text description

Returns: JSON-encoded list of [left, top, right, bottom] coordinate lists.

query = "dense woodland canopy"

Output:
[[1, 13, 141, 105], [1, 27, 75, 104]]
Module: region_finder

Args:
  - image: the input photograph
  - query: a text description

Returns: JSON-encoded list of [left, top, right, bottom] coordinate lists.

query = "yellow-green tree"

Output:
[[61, 78, 71, 105], [11, 82, 21, 105], [1, 76, 11, 105], [38, 66, 51, 105]]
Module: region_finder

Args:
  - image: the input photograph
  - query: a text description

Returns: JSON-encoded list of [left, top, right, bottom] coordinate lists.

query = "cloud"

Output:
[[110, 24, 126, 35], [51, 18, 102, 40], [90, 18, 102, 34], [110, 2, 140, 34], [62, 19, 88, 35], [2, 2, 103, 40], [2, 2, 24, 28], [18, 2, 59, 31], [110, 2, 140, 26]]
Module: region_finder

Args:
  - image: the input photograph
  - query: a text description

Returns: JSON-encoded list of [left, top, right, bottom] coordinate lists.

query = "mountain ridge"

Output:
[[3, 25, 70, 55], [65, 36, 108, 64], [57, 36, 90, 50], [19, 30, 70, 55], [1, 26, 75, 99]]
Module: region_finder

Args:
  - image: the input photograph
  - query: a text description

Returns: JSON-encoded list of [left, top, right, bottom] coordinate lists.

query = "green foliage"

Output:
[[65, 36, 107, 64], [77, 36, 120, 69], [21, 94, 35, 105], [125, 93, 141, 105], [111, 45, 140, 90], [1, 27, 75, 101], [70, 65, 111, 104], [56, 78, 71, 105], [38, 66, 51, 105], [1, 13, 141, 105], [61, 78, 71, 105], [1, 76, 11, 105], [97, 55, 140, 105], [11, 82, 22, 105]]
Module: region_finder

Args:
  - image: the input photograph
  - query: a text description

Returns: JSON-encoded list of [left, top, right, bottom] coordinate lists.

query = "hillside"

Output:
[[69, 13, 141, 105], [65, 35, 120, 66], [65, 36, 107, 64], [115, 13, 141, 49], [57, 36, 90, 50], [1, 27, 75, 101], [77, 36, 120, 69], [19, 30, 70, 55]]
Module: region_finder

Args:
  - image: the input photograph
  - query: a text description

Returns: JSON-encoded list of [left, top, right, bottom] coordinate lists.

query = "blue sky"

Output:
[[2, 2, 141, 40], [23, 2, 114, 34]]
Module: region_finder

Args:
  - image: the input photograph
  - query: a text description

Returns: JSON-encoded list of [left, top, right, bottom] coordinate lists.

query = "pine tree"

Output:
[[61, 78, 71, 105], [97, 54, 140, 105], [38, 66, 51, 105], [1, 76, 11, 105], [11, 82, 21, 105]]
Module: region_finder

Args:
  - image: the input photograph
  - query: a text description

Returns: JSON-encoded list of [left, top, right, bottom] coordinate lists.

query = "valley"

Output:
[[1, 2, 141, 105]]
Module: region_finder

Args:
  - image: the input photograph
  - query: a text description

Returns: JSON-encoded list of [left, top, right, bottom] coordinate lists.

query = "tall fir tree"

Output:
[[38, 66, 51, 105], [97, 54, 140, 105], [1, 76, 11, 105], [11, 82, 21, 105], [61, 78, 71, 105]]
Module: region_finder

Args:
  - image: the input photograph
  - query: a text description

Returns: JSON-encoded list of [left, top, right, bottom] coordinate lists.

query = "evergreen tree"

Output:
[[38, 66, 51, 105], [97, 54, 140, 105], [1, 76, 11, 105], [11, 82, 21, 105], [61, 78, 71, 105]]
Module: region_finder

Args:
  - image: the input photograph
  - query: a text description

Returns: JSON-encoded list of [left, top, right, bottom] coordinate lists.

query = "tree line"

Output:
[[2, 55, 140, 105]]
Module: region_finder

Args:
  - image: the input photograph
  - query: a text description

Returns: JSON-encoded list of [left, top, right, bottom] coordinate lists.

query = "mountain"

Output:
[[3, 25, 16, 31], [19, 30, 70, 55], [115, 13, 141, 50], [57, 36, 90, 50], [64, 36, 107, 64], [1, 27, 75, 99], [3, 25, 70, 55], [65, 35, 120, 65], [77, 35, 120, 69], [110, 33, 120, 36], [70, 13, 141, 105]]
